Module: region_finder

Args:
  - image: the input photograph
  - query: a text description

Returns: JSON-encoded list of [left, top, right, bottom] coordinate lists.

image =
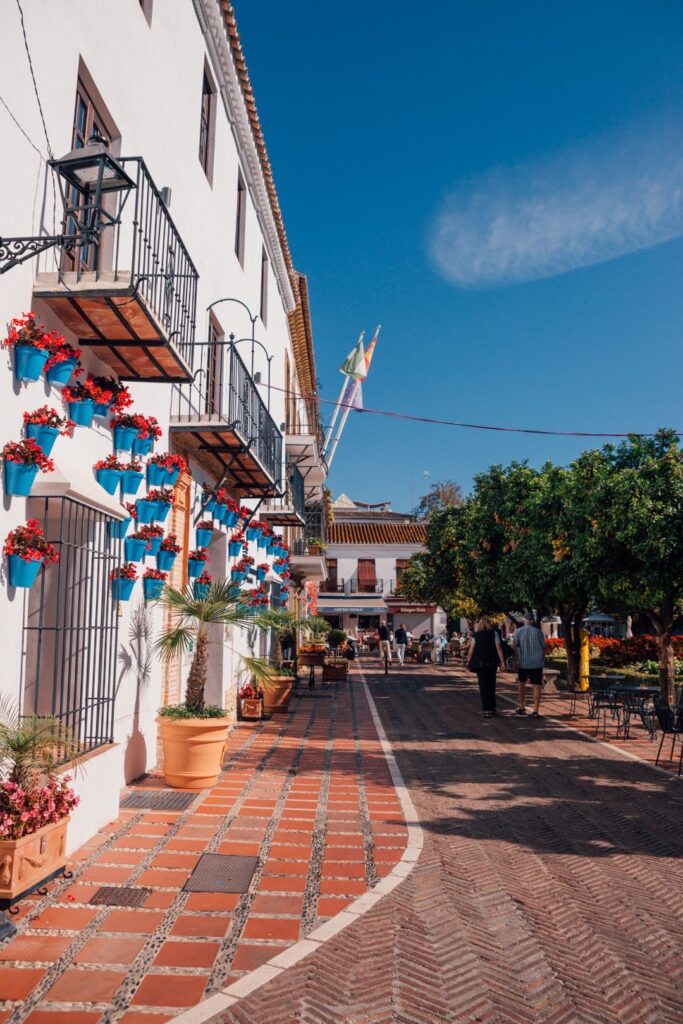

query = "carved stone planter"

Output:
[[0, 816, 70, 908], [240, 697, 263, 721]]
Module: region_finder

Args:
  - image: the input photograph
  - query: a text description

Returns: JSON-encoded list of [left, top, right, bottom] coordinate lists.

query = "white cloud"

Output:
[[430, 121, 683, 288]]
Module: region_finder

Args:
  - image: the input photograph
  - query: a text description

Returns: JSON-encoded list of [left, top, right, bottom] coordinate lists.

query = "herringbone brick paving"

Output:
[[214, 660, 683, 1024]]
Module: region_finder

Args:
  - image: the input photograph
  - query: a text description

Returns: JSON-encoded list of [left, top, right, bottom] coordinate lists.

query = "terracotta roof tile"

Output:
[[327, 522, 427, 546]]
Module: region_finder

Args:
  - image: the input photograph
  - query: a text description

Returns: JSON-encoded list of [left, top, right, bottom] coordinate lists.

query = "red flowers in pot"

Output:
[[160, 533, 182, 553], [23, 407, 73, 436], [4, 440, 54, 494], [4, 519, 59, 564], [110, 563, 137, 581], [187, 549, 208, 563], [2, 312, 55, 351]]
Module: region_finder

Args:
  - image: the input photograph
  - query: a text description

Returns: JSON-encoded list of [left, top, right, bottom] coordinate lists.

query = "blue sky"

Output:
[[236, 0, 683, 512]]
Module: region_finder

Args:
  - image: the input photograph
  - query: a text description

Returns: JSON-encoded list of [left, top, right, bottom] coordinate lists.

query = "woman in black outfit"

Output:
[[467, 616, 506, 717]]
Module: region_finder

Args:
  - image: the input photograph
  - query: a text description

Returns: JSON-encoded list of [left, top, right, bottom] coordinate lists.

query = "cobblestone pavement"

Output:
[[213, 660, 683, 1024], [0, 677, 406, 1023]]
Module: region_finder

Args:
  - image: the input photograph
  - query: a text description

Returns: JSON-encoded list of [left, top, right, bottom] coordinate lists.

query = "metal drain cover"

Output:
[[89, 886, 152, 907], [184, 853, 258, 893], [120, 790, 195, 810]]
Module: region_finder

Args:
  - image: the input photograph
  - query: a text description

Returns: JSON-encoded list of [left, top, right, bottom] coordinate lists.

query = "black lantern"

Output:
[[0, 132, 136, 275]]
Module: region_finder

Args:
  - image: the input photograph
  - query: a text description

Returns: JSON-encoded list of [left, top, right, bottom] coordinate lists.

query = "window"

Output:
[[357, 559, 377, 593], [325, 559, 338, 591], [199, 69, 215, 179], [65, 79, 111, 273], [284, 354, 291, 433], [205, 314, 223, 415], [395, 559, 409, 591], [235, 170, 246, 264], [260, 247, 269, 325]]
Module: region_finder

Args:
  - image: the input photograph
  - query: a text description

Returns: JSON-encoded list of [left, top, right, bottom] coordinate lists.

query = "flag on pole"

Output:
[[340, 376, 363, 411], [339, 336, 367, 380], [362, 324, 381, 376]]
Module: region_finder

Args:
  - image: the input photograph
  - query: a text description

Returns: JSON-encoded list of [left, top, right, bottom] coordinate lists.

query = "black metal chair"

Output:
[[592, 689, 624, 738], [654, 703, 683, 773], [639, 699, 658, 742]]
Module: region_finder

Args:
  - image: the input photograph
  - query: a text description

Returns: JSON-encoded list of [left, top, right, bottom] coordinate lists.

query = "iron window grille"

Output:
[[22, 497, 121, 758]]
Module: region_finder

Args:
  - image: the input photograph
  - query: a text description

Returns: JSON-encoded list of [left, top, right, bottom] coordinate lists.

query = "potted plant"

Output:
[[216, 494, 242, 528], [255, 609, 300, 714], [90, 376, 132, 417], [45, 340, 81, 386], [131, 414, 162, 456], [201, 484, 218, 515], [238, 683, 264, 721], [157, 533, 181, 571], [137, 523, 164, 558], [244, 586, 270, 608], [120, 457, 144, 496], [124, 530, 149, 562], [3, 439, 54, 497], [231, 554, 253, 583], [108, 502, 136, 541], [110, 563, 137, 601], [112, 412, 141, 452], [162, 453, 187, 486], [307, 536, 325, 555], [61, 378, 101, 428], [196, 520, 214, 548], [2, 312, 53, 382], [256, 562, 269, 583], [228, 531, 245, 558], [143, 567, 167, 601], [155, 581, 273, 788], [93, 454, 125, 495], [187, 548, 208, 579], [327, 627, 347, 651], [256, 524, 273, 549], [193, 569, 212, 600], [4, 520, 59, 588], [0, 696, 79, 905], [246, 519, 264, 542], [23, 407, 73, 457], [146, 487, 174, 523], [301, 616, 332, 650], [322, 656, 348, 682]]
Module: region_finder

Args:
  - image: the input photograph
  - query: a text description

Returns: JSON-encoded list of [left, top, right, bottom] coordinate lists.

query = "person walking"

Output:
[[377, 620, 392, 664], [511, 611, 546, 717], [394, 623, 407, 665], [467, 616, 505, 717]]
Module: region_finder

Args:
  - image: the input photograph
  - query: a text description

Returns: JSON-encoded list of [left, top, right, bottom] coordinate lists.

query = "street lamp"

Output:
[[0, 132, 136, 274]]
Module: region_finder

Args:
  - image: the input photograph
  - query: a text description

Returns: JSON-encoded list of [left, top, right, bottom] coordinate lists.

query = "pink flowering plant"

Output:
[[0, 696, 80, 841]]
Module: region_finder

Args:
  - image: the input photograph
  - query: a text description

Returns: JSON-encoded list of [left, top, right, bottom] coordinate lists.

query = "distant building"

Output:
[[318, 495, 446, 637]]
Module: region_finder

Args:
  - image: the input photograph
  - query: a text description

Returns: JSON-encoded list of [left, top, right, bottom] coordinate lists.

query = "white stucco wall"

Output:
[[0, 0, 304, 848]]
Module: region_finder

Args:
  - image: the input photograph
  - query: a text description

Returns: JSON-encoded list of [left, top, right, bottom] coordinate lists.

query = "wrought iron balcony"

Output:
[[33, 157, 198, 381], [170, 341, 282, 495], [261, 463, 305, 526], [320, 578, 345, 593], [348, 579, 385, 595]]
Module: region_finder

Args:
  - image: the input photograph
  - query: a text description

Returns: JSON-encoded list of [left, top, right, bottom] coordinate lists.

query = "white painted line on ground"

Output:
[[172, 660, 424, 1024]]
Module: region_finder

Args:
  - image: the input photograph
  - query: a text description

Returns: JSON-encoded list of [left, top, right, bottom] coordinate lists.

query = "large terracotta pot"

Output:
[[156, 716, 229, 790], [0, 816, 69, 904], [263, 676, 293, 715]]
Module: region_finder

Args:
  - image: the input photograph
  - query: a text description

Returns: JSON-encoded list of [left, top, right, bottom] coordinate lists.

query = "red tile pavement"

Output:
[[0, 669, 406, 1022]]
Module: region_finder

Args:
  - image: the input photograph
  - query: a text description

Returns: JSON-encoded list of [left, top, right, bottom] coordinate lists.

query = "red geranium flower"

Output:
[[3, 519, 58, 565], [110, 563, 137, 581], [3, 439, 54, 472]]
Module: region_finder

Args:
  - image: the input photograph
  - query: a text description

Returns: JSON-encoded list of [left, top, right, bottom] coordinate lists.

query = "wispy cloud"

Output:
[[430, 121, 683, 288]]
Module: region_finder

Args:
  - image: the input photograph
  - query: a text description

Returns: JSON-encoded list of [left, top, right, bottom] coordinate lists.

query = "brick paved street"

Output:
[[213, 660, 683, 1024]]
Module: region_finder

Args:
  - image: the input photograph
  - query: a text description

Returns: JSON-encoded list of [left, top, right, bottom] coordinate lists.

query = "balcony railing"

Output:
[[349, 579, 384, 594], [34, 157, 198, 381], [261, 463, 305, 525], [170, 341, 282, 492], [321, 579, 345, 593]]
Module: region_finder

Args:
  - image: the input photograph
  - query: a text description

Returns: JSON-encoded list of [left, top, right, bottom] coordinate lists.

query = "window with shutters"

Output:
[[324, 559, 338, 592], [205, 314, 223, 416], [199, 68, 216, 181], [235, 171, 246, 264], [357, 559, 376, 593], [260, 247, 268, 326], [395, 559, 409, 592]]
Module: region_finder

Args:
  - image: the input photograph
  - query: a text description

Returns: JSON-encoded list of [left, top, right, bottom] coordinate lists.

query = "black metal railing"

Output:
[[23, 496, 121, 758], [290, 464, 305, 520], [171, 341, 282, 488], [321, 579, 345, 592], [349, 579, 384, 594], [63, 156, 198, 369]]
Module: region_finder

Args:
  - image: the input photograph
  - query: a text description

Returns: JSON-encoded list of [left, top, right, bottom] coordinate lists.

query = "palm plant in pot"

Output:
[[255, 609, 303, 714], [0, 697, 79, 905], [155, 581, 274, 789]]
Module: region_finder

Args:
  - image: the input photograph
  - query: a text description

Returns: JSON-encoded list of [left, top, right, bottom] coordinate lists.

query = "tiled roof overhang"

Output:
[[327, 522, 427, 545]]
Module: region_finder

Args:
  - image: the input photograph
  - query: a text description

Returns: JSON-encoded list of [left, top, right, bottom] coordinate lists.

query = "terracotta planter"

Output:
[[240, 697, 263, 721], [156, 716, 229, 790], [0, 816, 69, 905], [263, 676, 293, 715], [323, 663, 348, 681], [299, 651, 326, 667]]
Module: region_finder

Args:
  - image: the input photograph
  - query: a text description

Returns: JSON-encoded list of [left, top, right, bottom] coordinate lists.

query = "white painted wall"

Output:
[[0, 0, 303, 849], [326, 542, 423, 594]]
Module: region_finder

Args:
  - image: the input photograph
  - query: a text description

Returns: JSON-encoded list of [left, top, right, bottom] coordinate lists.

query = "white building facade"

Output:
[[0, 0, 325, 849]]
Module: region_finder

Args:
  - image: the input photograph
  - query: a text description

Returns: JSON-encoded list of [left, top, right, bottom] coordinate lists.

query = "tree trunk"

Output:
[[185, 629, 208, 714], [647, 609, 675, 704], [560, 608, 585, 687]]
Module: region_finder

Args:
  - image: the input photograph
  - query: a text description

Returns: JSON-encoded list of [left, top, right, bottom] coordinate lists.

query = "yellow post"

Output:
[[579, 629, 590, 691]]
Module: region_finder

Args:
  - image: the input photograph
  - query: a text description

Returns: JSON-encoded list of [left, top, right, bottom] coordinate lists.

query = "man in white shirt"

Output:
[[511, 611, 546, 717]]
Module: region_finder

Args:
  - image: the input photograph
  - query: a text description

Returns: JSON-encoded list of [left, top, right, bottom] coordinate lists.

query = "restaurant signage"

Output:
[[385, 599, 437, 614]]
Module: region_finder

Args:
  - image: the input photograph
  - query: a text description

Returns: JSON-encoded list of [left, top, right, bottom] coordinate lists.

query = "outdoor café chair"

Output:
[[592, 690, 624, 739], [639, 700, 658, 742], [654, 703, 683, 774]]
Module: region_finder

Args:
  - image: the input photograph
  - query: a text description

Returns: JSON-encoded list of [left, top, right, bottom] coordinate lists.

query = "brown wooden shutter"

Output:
[[357, 559, 376, 592]]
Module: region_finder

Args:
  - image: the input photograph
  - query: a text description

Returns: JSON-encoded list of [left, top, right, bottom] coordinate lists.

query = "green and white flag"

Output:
[[339, 333, 366, 381]]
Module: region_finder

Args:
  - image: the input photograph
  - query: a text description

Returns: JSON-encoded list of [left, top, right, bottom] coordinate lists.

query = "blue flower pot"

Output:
[[7, 554, 43, 588], [196, 528, 213, 548], [136, 499, 156, 524], [246, 527, 260, 542], [14, 344, 49, 382], [68, 400, 95, 428], [224, 511, 239, 528], [193, 582, 210, 600], [125, 537, 147, 562], [228, 541, 242, 558], [146, 463, 167, 487], [113, 425, 137, 452], [231, 570, 246, 584], [204, 497, 217, 513], [155, 501, 171, 523], [46, 358, 78, 386], [111, 577, 135, 601], [145, 536, 162, 558], [96, 468, 122, 495], [267, 544, 276, 557], [165, 468, 180, 486], [25, 424, 59, 456], [132, 435, 154, 457], [121, 469, 144, 496], [143, 577, 165, 601], [187, 558, 204, 579], [93, 401, 111, 417], [256, 568, 266, 582], [108, 517, 131, 540], [157, 549, 177, 571], [4, 461, 39, 497], [257, 534, 269, 549]]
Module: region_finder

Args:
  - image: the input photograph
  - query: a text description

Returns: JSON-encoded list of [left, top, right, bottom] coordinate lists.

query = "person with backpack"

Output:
[[467, 616, 506, 717]]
